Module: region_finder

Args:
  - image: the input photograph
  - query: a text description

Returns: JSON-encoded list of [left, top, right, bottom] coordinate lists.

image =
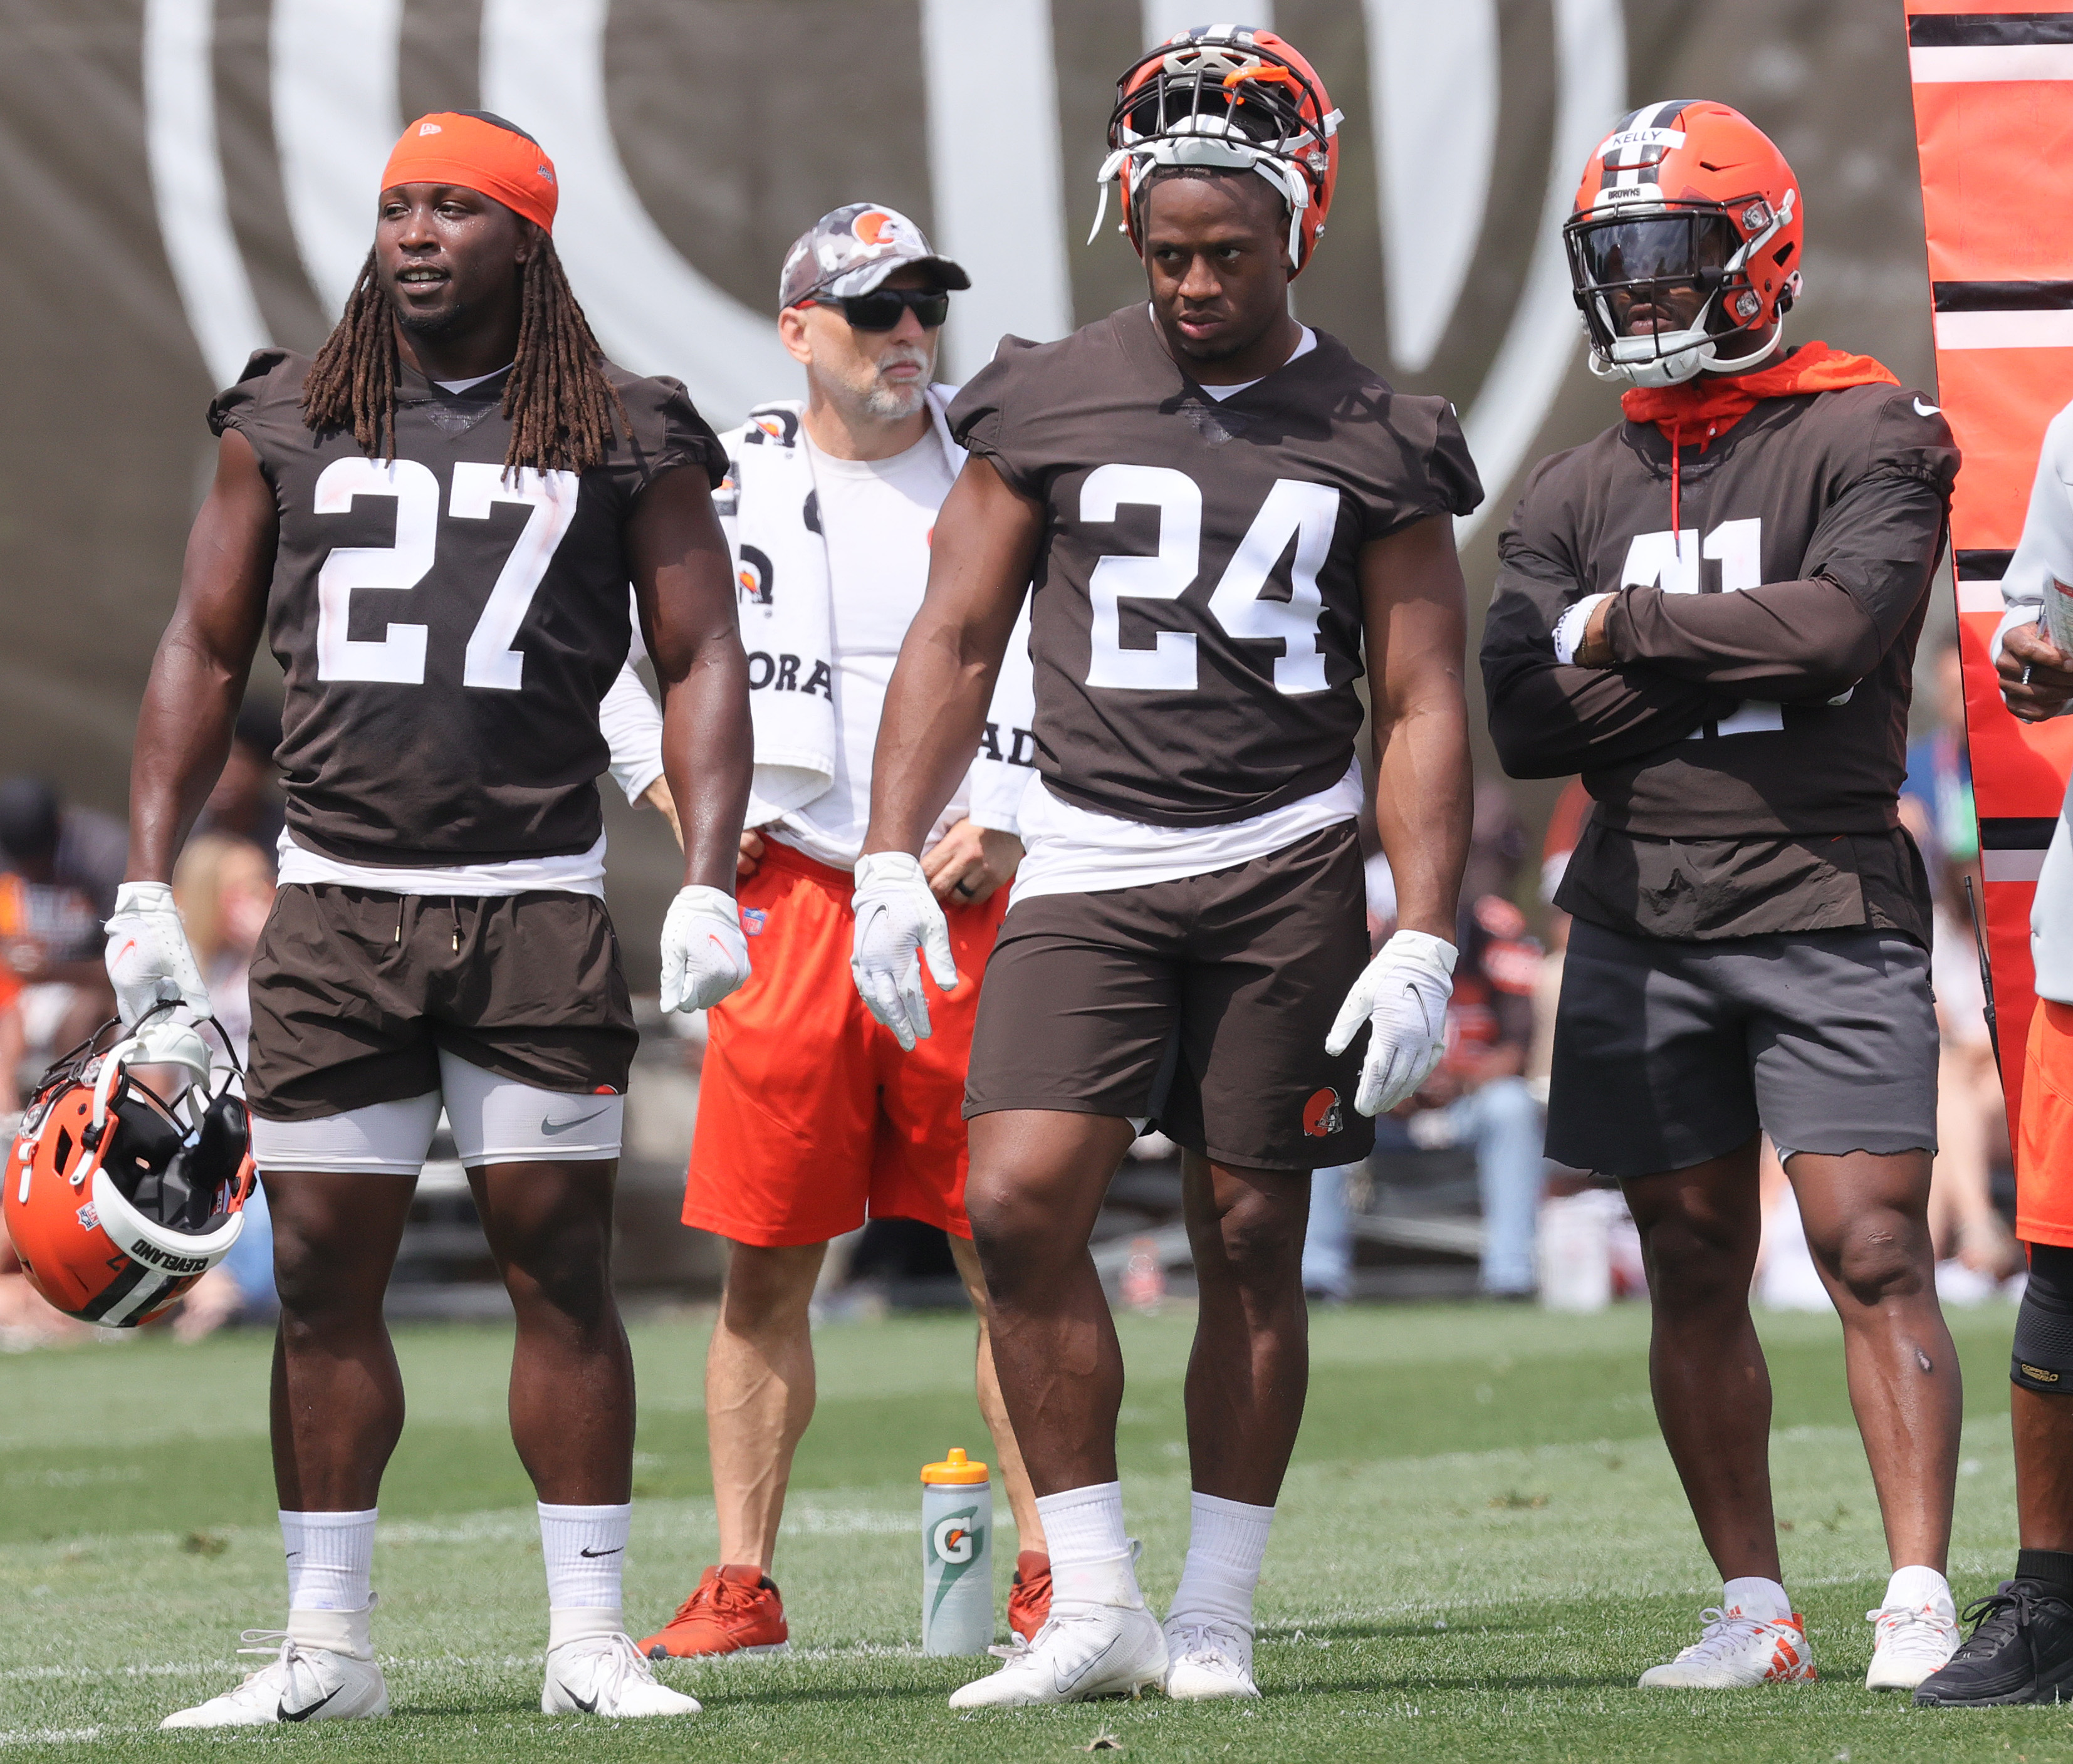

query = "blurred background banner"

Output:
[[1905, 0, 2073, 1119], [0, 0, 1938, 974]]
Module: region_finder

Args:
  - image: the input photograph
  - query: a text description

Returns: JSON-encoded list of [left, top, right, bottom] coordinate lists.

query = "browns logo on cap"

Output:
[[381, 110, 558, 234], [777, 201, 971, 312]]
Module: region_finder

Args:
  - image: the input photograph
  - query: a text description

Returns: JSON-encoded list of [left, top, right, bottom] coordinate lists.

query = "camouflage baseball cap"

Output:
[[778, 202, 971, 311]]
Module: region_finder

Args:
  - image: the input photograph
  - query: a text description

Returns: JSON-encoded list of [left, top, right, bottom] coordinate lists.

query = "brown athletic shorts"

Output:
[[246, 885, 637, 1121], [964, 822, 1374, 1171]]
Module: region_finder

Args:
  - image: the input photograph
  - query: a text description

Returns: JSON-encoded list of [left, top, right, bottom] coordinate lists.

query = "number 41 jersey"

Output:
[[210, 348, 724, 866], [949, 306, 1482, 828]]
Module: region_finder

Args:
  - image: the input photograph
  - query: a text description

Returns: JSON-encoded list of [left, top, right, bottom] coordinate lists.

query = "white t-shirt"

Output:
[[1010, 322, 1352, 907], [763, 431, 964, 870]]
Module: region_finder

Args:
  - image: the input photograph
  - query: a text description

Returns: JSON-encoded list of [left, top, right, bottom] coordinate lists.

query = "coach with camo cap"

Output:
[[608, 203, 1052, 1662]]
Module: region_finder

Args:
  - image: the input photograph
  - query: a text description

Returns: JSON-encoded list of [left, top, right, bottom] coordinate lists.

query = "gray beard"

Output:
[[862, 377, 927, 420]]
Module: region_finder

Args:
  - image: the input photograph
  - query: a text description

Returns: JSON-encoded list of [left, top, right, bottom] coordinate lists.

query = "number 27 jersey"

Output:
[[949, 307, 1482, 828], [210, 348, 723, 867]]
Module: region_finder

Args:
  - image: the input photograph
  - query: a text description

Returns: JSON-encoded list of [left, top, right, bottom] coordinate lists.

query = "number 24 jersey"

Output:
[[210, 348, 724, 867], [949, 306, 1481, 828]]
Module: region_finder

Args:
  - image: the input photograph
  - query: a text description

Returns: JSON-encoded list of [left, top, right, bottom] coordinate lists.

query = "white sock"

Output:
[[1722, 1575, 1792, 1621], [280, 1509, 376, 1613], [1035, 1482, 1141, 1609], [538, 1501, 631, 1629], [1884, 1563, 1955, 1614], [1169, 1491, 1275, 1627]]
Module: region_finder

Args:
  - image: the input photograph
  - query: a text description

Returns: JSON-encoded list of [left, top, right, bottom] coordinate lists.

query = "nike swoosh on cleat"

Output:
[[561, 1685, 599, 1714], [278, 1686, 340, 1723], [541, 1108, 610, 1137], [578, 1546, 624, 1558], [1053, 1634, 1120, 1696]]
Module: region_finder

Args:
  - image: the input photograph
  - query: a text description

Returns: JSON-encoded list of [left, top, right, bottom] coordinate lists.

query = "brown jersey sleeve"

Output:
[[1480, 458, 1741, 780], [614, 372, 728, 493], [946, 337, 1047, 499], [1362, 395, 1483, 538]]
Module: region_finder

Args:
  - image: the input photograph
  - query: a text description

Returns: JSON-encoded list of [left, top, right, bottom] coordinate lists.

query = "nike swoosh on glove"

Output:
[[1324, 929, 1458, 1117], [103, 881, 211, 1025], [850, 851, 958, 1052], [659, 885, 752, 1013]]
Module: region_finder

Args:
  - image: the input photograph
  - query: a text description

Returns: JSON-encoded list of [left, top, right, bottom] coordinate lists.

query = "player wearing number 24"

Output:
[[1481, 99, 1963, 1692], [854, 24, 1480, 1711], [109, 111, 748, 1726]]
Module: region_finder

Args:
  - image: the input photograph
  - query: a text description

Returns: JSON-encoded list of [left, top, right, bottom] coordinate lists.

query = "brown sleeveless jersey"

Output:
[[210, 348, 724, 866], [949, 307, 1482, 828]]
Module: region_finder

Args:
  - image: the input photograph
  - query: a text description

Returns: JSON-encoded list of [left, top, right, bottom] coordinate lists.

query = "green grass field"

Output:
[[4, 1298, 2071, 1761]]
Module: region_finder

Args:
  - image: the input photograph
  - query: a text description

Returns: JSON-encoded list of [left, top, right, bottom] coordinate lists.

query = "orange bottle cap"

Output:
[[921, 1446, 990, 1485]]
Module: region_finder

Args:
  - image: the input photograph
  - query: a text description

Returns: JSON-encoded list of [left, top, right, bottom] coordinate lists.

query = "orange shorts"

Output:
[[682, 840, 1009, 1247], [2020, 1001, 2073, 1250]]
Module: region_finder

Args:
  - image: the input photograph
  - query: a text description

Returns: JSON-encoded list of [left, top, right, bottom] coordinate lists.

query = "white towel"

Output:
[[718, 385, 1034, 833]]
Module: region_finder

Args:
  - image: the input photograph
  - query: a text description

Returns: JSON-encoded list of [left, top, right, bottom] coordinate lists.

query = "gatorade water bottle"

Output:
[[921, 1447, 993, 1655]]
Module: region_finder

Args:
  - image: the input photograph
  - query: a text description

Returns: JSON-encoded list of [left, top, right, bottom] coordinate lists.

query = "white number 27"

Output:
[[314, 458, 580, 689]]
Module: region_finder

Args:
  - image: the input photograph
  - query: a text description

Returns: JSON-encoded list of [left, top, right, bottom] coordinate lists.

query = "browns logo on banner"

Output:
[[1905, 1, 2073, 1120]]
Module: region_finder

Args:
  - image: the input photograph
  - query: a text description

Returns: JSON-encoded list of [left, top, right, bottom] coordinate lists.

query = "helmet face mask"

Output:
[[1094, 26, 1342, 272], [1564, 101, 1805, 389]]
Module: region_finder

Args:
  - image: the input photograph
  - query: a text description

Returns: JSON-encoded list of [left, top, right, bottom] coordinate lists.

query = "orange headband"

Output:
[[381, 112, 558, 234]]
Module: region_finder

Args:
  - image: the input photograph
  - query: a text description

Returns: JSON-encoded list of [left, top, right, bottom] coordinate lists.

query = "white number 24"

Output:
[[1081, 464, 1340, 695], [313, 458, 580, 689]]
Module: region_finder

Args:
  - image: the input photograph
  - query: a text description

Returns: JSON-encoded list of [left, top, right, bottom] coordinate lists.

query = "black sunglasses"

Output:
[[808, 287, 951, 331]]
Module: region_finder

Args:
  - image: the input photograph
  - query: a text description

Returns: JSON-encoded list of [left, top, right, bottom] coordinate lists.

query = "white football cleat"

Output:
[[543, 1631, 702, 1718], [948, 1601, 1167, 1709], [1162, 1614, 1259, 1700], [1866, 1595, 1960, 1690], [160, 1629, 389, 1728], [1637, 1607, 1816, 1688]]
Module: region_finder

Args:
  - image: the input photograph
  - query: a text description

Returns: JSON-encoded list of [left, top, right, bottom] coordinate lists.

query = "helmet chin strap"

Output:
[[1594, 313, 1786, 389]]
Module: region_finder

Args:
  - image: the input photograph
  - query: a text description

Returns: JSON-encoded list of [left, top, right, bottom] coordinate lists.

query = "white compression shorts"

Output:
[[249, 1049, 624, 1174]]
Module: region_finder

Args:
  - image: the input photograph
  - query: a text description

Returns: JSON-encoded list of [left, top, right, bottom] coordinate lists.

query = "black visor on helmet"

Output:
[[1564, 206, 1745, 350]]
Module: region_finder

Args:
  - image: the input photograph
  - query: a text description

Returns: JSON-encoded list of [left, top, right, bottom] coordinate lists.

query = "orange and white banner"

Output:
[[1906, 1, 2073, 1117]]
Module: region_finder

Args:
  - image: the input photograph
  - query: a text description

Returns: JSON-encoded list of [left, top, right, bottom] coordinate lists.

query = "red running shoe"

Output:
[[1008, 1550, 1052, 1642], [639, 1564, 789, 1659]]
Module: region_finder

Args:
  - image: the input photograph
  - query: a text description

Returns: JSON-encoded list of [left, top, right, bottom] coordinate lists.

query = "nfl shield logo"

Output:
[[741, 907, 768, 937]]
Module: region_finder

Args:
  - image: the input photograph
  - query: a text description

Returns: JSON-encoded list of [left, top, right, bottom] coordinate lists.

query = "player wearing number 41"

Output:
[[105, 112, 751, 1726], [1482, 100, 1963, 1691], [855, 26, 1480, 1706]]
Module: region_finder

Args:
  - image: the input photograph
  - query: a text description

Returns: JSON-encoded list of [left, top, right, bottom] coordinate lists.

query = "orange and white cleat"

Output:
[[1639, 1606, 1817, 1688], [639, 1565, 789, 1660], [1008, 1550, 1052, 1643]]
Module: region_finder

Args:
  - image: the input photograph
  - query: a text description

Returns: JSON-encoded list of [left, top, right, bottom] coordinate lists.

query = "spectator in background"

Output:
[[167, 832, 278, 1339], [1302, 785, 1546, 1301], [0, 777, 125, 1097], [194, 697, 287, 853], [1407, 785, 1547, 1298], [1899, 641, 2018, 1285]]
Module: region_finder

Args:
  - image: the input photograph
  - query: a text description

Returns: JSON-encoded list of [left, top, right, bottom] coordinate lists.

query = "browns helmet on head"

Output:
[[1094, 25, 1341, 273], [1563, 99, 1804, 387], [4, 1015, 254, 1327]]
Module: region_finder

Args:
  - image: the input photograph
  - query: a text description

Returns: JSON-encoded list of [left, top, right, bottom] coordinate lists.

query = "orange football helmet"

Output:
[[4, 1013, 254, 1326], [1563, 100, 1804, 386], [1094, 26, 1341, 273]]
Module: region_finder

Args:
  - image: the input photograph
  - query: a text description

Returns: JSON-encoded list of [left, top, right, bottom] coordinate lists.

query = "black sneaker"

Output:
[[1914, 1580, 2073, 1706]]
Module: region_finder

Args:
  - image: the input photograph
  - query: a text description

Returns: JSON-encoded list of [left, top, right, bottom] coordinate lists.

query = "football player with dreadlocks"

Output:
[[1482, 100, 1963, 1691], [856, 28, 1480, 1705], [108, 112, 749, 1725]]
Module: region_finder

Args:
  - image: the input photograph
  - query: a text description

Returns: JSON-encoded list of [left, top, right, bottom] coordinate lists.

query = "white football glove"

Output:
[[850, 851, 958, 1052], [1324, 929, 1458, 1117], [103, 881, 211, 1026], [659, 885, 752, 1014]]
